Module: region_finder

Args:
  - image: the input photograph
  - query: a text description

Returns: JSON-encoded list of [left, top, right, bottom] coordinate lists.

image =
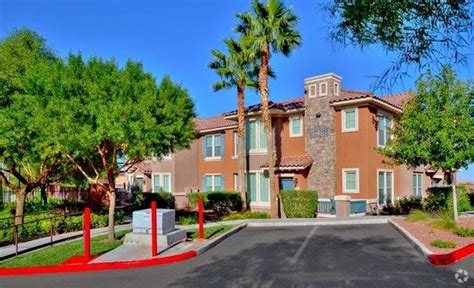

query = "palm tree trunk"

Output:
[[259, 43, 278, 218], [237, 84, 248, 210]]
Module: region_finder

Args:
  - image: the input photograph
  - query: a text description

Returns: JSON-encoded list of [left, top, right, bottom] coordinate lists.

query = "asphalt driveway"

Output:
[[0, 224, 472, 287]]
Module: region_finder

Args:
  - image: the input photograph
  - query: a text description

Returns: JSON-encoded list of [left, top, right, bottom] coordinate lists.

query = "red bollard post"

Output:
[[83, 207, 91, 260], [151, 200, 158, 257], [198, 196, 204, 240]]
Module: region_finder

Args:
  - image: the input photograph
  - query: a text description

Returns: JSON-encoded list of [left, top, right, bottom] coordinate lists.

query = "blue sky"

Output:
[[1, 0, 473, 180]]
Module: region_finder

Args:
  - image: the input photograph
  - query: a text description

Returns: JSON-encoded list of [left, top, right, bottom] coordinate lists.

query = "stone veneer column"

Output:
[[304, 73, 341, 198]]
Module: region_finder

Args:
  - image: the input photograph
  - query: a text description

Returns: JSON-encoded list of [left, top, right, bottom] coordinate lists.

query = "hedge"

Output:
[[187, 191, 242, 216], [132, 192, 175, 210], [281, 190, 318, 218], [424, 186, 471, 212]]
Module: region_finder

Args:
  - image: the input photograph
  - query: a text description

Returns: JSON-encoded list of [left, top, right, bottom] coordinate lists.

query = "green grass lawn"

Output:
[[0, 229, 131, 268], [186, 225, 236, 240]]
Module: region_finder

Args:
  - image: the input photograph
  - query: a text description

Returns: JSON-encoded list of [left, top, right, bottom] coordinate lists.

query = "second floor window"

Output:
[[342, 108, 358, 132], [203, 134, 224, 158], [290, 116, 303, 137], [377, 115, 392, 147], [246, 119, 267, 151]]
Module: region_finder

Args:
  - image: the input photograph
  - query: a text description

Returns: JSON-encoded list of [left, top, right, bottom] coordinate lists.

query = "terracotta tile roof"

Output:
[[194, 115, 237, 132], [131, 161, 153, 174], [330, 90, 413, 110], [379, 92, 413, 107], [261, 155, 313, 170]]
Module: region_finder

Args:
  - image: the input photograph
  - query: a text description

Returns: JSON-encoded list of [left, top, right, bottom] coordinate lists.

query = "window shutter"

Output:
[[220, 175, 225, 191], [202, 137, 206, 159], [202, 176, 206, 192], [220, 134, 225, 157]]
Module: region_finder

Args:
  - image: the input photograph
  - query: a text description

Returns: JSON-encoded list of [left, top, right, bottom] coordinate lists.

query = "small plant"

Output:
[[396, 196, 423, 215], [430, 210, 457, 231], [454, 226, 474, 237], [177, 215, 198, 225], [406, 209, 431, 222], [430, 239, 457, 249], [220, 211, 270, 221]]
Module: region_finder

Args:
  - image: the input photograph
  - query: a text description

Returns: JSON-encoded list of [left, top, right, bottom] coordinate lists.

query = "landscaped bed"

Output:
[[394, 216, 474, 254], [186, 224, 236, 240]]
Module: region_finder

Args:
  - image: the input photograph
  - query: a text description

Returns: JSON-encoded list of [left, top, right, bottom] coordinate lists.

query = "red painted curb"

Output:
[[0, 250, 197, 277], [428, 243, 474, 266]]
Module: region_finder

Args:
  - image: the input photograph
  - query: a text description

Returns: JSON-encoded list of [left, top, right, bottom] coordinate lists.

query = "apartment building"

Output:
[[119, 72, 444, 213]]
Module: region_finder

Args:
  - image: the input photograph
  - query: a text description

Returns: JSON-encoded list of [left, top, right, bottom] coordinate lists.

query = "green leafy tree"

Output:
[[209, 37, 261, 210], [236, 0, 301, 217], [0, 29, 71, 224], [328, 1, 473, 89], [381, 66, 473, 222], [45, 54, 196, 241]]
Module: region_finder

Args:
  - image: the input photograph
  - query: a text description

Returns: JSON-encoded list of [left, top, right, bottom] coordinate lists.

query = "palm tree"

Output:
[[236, 0, 301, 218], [208, 38, 259, 210]]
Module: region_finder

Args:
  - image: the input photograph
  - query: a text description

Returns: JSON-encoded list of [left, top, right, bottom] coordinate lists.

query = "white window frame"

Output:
[[308, 84, 317, 98], [319, 82, 328, 96], [204, 134, 222, 160], [204, 174, 222, 191], [233, 131, 238, 158], [289, 115, 303, 137], [334, 82, 340, 96], [377, 169, 394, 205], [377, 113, 392, 147], [247, 118, 267, 154], [413, 173, 423, 197], [342, 108, 358, 132], [152, 173, 172, 193], [234, 174, 239, 191], [248, 170, 270, 207], [342, 168, 359, 193]]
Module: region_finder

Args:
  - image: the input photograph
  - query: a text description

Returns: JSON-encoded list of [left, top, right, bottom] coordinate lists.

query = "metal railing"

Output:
[[318, 200, 336, 215], [0, 211, 83, 256]]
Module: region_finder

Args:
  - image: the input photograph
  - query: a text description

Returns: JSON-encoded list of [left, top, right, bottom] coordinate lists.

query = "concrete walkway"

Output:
[[0, 224, 132, 260]]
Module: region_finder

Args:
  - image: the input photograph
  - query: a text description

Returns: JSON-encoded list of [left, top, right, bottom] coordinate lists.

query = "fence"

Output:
[[318, 199, 336, 215], [350, 200, 367, 214]]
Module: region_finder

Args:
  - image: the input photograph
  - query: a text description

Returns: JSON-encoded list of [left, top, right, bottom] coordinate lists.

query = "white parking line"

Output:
[[289, 226, 318, 265]]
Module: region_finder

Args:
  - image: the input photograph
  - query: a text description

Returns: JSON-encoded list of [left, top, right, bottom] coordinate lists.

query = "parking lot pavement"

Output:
[[1, 224, 471, 288]]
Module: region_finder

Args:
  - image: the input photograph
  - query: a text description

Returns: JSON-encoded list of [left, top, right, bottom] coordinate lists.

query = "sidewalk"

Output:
[[0, 224, 132, 260]]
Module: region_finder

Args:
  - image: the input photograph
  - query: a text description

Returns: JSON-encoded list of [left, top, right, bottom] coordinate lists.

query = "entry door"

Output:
[[378, 171, 393, 205], [279, 177, 295, 191]]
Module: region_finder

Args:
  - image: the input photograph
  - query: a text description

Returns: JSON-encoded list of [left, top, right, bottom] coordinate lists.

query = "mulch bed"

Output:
[[394, 216, 474, 254]]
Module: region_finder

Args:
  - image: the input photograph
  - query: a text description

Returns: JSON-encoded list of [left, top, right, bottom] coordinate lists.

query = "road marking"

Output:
[[289, 226, 318, 265]]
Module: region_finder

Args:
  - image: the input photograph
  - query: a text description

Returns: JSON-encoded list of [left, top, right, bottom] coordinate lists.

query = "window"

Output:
[[319, 82, 328, 96], [413, 173, 423, 197], [234, 174, 239, 191], [203, 134, 224, 159], [233, 131, 239, 157], [248, 171, 270, 205], [342, 108, 358, 132], [152, 173, 171, 193], [378, 170, 393, 205], [309, 84, 316, 98], [343, 169, 359, 193], [246, 119, 267, 152], [289, 116, 303, 137], [377, 114, 392, 147], [334, 82, 340, 96], [203, 174, 223, 191]]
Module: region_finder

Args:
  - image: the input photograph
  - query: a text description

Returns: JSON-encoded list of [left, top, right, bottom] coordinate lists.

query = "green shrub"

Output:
[[395, 196, 423, 215], [206, 191, 242, 216], [220, 211, 270, 221], [424, 186, 471, 212], [177, 215, 198, 225], [281, 190, 318, 218], [187, 191, 242, 216], [454, 226, 474, 237], [132, 192, 175, 210], [406, 209, 432, 222], [430, 210, 458, 231], [430, 239, 457, 249]]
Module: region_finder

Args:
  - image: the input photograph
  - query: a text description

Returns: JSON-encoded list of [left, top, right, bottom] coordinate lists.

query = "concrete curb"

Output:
[[388, 219, 433, 259], [246, 218, 390, 227], [195, 223, 247, 255]]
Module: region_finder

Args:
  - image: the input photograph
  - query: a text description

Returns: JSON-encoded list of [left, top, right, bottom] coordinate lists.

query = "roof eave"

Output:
[[330, 97, 402, 114]]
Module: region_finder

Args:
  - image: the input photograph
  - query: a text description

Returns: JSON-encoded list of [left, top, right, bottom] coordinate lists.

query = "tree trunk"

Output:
[[107, 185, 116, 242], [14, 186, 33, 225], [451, 172, 459, 223], [258, 43, 278, 218], [237, 84, 247, 210], [40, 184, 48, 206]]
